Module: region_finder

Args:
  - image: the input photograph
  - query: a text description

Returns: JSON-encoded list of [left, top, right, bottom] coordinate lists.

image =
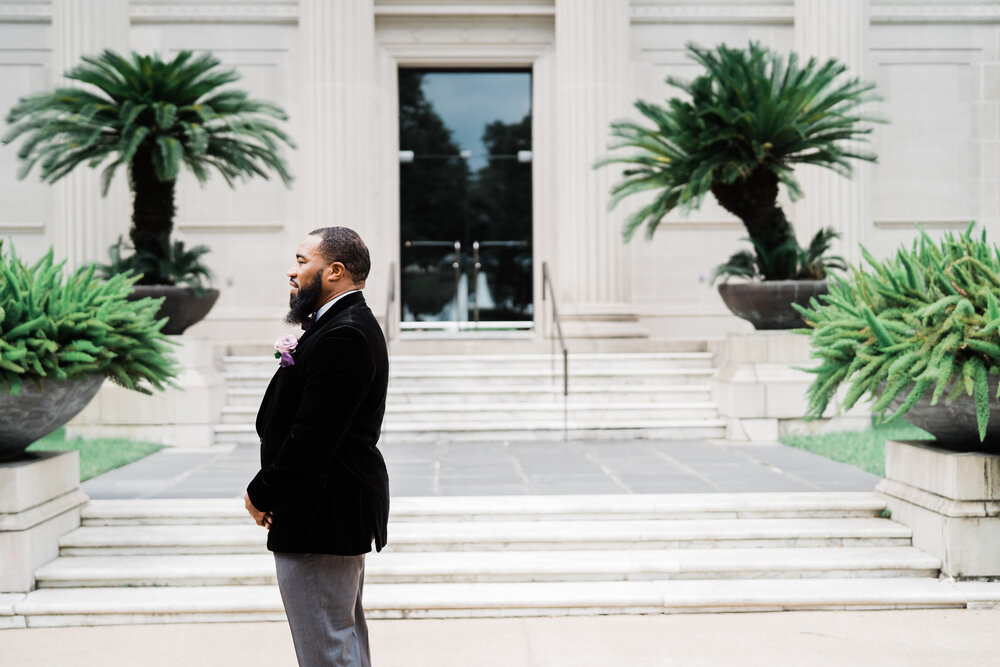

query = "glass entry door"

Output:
[[398, 69, 533, 331]]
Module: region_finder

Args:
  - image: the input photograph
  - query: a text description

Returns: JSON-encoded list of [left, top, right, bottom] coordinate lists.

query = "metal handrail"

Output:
[[385, 262, 396, 353], [541, 262, 569, 439]]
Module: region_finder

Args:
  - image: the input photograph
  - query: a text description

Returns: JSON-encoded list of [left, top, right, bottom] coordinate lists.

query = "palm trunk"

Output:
[[129, 147, 176, 285], [710, 167, 798, 280]]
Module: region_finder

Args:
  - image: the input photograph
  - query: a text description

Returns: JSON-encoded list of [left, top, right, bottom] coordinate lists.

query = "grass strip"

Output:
[[780, 419, 934, 477], [27, 428, 164, 482]]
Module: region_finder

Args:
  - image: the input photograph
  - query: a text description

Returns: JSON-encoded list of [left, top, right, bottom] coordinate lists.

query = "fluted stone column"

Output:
[[553, 0, 644, 338], [299, 0, 379, 242], [51, 0, 130, 269], [794, 0, 871, 264]]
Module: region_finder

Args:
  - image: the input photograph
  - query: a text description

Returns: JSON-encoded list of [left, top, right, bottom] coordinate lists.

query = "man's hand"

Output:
[[244, 492, 273, 530]]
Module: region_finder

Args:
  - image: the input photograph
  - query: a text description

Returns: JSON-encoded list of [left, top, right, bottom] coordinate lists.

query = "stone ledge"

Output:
[[0, 490, 90, 532], [885, 439, 1000, 502], [877, 479, 1000, 519]]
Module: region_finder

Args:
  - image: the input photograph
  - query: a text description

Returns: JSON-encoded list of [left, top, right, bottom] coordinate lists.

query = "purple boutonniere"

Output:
[[274, 333, 299, 367]]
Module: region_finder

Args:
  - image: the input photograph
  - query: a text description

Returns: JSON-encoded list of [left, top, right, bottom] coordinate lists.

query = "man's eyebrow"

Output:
[[296, 253, 306, 261]]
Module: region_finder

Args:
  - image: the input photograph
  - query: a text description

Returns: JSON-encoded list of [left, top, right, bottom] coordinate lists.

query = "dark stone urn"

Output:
[[717, 280, 828, 330], [129, 286, 220, 335], [893, 375, 1000, 451], [0, 375, 104, 462]]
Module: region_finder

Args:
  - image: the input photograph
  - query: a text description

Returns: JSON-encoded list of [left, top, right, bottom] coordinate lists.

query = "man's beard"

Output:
[[285, 272, 323, 326]]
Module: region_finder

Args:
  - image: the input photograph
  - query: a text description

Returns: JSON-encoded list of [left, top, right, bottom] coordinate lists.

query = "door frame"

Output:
[[375, 16, 555, 340]]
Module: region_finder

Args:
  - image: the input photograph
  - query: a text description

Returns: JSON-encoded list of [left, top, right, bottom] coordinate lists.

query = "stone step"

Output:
[[80, 494, 889, 526], [58, 518, 912, 556], [18, 578, 991, 627], [33, 547, 941, 588], [222, 353, 715, 375], [213, 422, 729, 444], [219, 402, 721, 425], [223, 368, 716, 390], [224, 384, 715, 407]]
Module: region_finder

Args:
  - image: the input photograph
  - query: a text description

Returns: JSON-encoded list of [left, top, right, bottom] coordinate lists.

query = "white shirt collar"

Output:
[[315, 289, 360, 322]]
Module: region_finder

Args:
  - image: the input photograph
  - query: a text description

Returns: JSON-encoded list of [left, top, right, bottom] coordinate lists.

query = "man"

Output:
[[245, 227, 389, 667]]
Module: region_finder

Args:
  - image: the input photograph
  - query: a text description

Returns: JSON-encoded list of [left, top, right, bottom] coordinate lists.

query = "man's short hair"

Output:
[[309, 227, 371, 283]]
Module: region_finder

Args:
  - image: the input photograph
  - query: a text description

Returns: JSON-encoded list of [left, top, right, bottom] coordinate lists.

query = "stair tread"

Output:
[[36, 547, 941, 583], [18, 578, 987, 620], [225, 352, 714, 363], [225, 368, 716, 380], [215, 419, 729, 433], [221, 401, 719, 414], [82, 493, 887, 522], [62, 518, 911, 549], [228, 385, 713, 394]]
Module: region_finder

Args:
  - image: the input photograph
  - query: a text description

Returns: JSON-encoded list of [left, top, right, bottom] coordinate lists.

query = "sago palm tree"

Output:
[[3, 49, 294, 284], [598, 41, 882, 281]]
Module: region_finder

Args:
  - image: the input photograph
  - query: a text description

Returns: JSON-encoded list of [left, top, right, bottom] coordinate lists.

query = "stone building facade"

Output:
[[0, 0, 997, 346]]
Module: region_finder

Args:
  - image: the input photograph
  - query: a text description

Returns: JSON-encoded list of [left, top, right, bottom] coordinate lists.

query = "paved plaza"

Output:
[[4, 610, 1000, 667], [82, 438, 880, 500]]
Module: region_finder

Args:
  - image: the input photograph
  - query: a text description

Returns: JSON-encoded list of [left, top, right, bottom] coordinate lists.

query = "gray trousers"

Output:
[[274, 552, 370, 667]]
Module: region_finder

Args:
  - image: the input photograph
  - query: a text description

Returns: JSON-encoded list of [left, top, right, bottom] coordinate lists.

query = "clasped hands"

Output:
[[244, 493, 274, 530]]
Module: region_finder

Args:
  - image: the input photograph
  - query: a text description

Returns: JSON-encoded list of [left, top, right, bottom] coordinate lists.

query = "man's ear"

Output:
[[327, 262, 347, 281]]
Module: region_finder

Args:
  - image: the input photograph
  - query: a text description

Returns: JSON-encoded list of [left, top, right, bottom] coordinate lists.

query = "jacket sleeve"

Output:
[[246, 326, 375, 511]]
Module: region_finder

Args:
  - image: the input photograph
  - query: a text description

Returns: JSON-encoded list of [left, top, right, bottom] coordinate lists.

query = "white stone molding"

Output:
[[553, 0, 643, 336], [376, 16, 554, 65], [631, 2, 794, 24], [372, 46, 400, 329], [793, 0, 871, 265], [873, 219, 976, 230], [130, 0, 296, 24], [0, 1, 48, 21], [176, 220, 285, 233], [0, 222, 46, 233], [50, 0, 129, 270], [373, 15, 555, 333], [627, 1, 1000, 25], [375, 1, 554, 17], [872, 3, 1000, 24]]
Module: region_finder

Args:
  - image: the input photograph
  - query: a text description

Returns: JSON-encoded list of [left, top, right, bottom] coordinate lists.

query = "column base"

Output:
[[0, 452, 87, 592], [712, 331, 869, 440], [877, 440, 1000, 578]]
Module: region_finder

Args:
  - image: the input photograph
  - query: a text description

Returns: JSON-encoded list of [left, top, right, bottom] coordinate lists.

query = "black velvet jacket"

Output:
[[247, 292, 389, 555]]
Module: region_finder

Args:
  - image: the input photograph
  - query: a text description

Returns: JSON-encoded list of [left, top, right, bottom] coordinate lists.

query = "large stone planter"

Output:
[[893, 376, 1000, 450], [129, 285, 220, 335], [0, 375, 104, 462], [877, 439, 1000, 578], [717, 280, 828, 330]]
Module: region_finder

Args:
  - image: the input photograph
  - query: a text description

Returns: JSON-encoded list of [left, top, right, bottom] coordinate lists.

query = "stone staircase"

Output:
[[214, 352, 727, 444], [6, 492, 985, 628]]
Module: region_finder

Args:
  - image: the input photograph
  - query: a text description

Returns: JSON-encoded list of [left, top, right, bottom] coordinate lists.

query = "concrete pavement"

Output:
[[81, 438, 880, 499], [2, 609, 999, 666]]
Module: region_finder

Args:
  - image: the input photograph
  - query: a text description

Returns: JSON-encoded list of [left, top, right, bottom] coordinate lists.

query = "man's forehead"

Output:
[[295, 235, 322, 258]]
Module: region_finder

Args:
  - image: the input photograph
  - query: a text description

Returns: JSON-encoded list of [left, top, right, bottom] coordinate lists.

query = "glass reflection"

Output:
[[399, 70, 533, 327]]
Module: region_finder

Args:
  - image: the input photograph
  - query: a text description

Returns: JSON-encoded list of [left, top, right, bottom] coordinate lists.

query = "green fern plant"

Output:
[[98, 235, 212, 295], [0, 240, 178, 395], [795, 222, 1000, 442], [712, 227, 848, 283]]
